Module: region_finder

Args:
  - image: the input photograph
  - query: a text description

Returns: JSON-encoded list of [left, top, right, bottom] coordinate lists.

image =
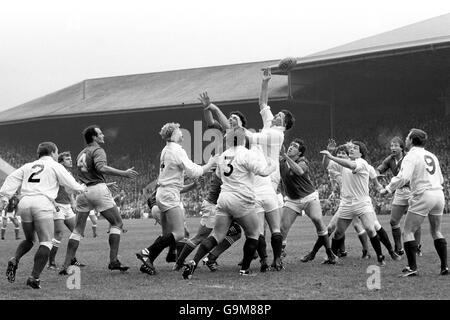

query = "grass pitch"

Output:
[[0, 215, 449, 300]]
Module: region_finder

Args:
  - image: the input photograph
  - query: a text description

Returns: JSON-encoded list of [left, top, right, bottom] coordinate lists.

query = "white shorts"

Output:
[[76, 183, 116, 213], [284, 191, 320, 215], [199, 200, 216, 229], [17, 195, 54, 223], [216, 192, 256, 219], [334, 198, 375, 220], [392, 188, 410, 206], [408, 190, 445, 217], [156, 187, 181, 213], [2, 211, 16, 220], [255, 185, 279, 214], [54, 203, 76, 220]]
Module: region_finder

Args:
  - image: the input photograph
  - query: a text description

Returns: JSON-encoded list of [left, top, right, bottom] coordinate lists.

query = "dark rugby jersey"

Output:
[[76, 144, 107, 186], [280, 157, 316, 200], [55, 186, 71, 204], [377, 153, 405, 176], [205, 174, 222, 205]]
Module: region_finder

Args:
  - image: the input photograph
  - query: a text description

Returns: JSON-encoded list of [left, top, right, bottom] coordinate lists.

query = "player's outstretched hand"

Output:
[[262, 68, 272, 81], [320, 150, 332, 158], [327, 139, 337, 152], [124, 167, 139, 179], [198, 92, 211, 109]]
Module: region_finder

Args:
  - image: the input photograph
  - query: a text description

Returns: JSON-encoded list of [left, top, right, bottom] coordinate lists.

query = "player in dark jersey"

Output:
[[377, 136, 421, 256], [48, 151, 85, 270], [280, 138, 336, 264], [59, 125, 138, 274], [1, 195, 20, 240]]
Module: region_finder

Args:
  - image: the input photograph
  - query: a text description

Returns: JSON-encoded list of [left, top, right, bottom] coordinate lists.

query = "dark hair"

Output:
[[58, 151, 72, 163], [408, 128, 427, 147], [291, 138, 306, 156], [37, 142, 57, 158], [229, 111, 247, 128], [83, 125, 100, 144], [352, 140, 368, 159], [336, 144, 349, 156], [390, 136, 405, 150], [281, 110, 295, 131]]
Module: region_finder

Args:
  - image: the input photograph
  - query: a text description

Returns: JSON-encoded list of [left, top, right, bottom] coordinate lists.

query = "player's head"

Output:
[[406, 128, 427, 149], [349, 140, 368, 160], [58, 151, 72, 168], [225, 127, 248, 148], [335, 144, 349, 158], [287, 138, 305, 158], [228, 111, 247, 129], [390, 136, 404, 155], [272, 110, 295, 131], [83, 125, 104, 144], [160, 122, 183, 143], [37, 142, 58, 161]]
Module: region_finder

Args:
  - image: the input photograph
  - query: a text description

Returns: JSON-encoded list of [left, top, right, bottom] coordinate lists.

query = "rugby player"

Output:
[[1, 142, 87, 289], [136, 122, 217, 275], [381, 129, 448, 276], [59, 125, 138, 275], [377, 136, 422, 256], [182, 127, 276, 279], [280, 138, 336, 264], [1, 195, 20, 240]]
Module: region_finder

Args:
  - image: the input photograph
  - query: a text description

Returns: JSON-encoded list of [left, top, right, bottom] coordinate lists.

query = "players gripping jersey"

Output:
[[76, 145, 107, 186]]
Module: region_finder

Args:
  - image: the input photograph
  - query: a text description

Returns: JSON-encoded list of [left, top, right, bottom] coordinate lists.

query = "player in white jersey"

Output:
[[136, 122, 217, 275], [321, 141, 393, 266], [1, 142, 87, 289], [1, 195, 20, 240], [381, 129, 448, 276], [182, 127, 277, 279]]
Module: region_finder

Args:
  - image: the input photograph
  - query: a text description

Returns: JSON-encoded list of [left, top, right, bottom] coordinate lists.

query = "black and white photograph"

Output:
[[0, 0, 449, 310]]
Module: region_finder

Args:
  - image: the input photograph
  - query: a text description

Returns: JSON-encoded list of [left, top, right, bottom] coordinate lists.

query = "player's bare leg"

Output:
[[11, 217, 20, 239], [6, 221, 35, 283], [401, 212, 426, 276], [48, 219, 65, 269], [28, 217, 54, 288], [89, 213, 98, 237], [390, 204, 408, 254], [205, 222, 242, 271], [359, 213, 385, 266], [265, 208, 283, 270], [353, 219, 370, 259], [428, 214, 448, 275], [100, 206, 128, 271], [256, 211, 269, 271]]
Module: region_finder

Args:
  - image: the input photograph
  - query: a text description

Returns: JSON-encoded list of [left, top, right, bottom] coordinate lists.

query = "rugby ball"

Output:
[[278, 57, 297, 72]]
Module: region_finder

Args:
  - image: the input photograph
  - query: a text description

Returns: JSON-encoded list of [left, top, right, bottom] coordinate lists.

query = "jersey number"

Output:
[[224, 163, 234, 177], [424, 155, 436, 175], [77, 153, 88, 172], [27, 165, 44, 183]]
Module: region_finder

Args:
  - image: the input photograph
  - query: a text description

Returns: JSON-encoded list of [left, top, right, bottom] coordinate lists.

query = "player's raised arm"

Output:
[[198, 92, 230, 130], [259, 68, 271, 110], [320, 150, 357, 171]]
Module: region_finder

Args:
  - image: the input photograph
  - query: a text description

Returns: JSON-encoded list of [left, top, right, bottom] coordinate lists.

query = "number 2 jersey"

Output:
[[0, 156, 84, 201], [76, 144, 107, 186], [386, 146, 443, 196]]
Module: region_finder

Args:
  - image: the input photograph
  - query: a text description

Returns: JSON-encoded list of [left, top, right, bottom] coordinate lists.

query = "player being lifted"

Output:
[[2, 142, 87, 289], [1, 195, 20, 240], [59, 125, 138, 275], [136, 122, 217, 275], [182, 127, 276, 279], [280, 138, 336, 264], [377, 136, 422, 256], [381, 129, 448, 276]]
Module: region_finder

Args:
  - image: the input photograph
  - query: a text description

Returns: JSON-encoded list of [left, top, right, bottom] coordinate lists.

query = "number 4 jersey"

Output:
[[386, 146, 444, 196], [76, 145, 107, 186], [0, 156, 85, 201]]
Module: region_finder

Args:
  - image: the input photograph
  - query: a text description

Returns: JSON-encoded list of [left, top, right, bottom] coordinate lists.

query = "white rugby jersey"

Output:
[[340, 158, 376, 202], [327, 160, 343, 185], [157, 142, 204, 190], [246, 105, 284, 186], [0, 156, 85, 201], [386, 146, 443, 196], [216, 146, 275, 202]]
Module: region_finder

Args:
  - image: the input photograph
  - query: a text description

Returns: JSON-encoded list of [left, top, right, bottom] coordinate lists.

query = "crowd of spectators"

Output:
[[1, 113, 449, 218]]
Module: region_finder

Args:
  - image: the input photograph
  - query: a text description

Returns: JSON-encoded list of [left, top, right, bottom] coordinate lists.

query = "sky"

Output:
[[1, 0, 450, 112]]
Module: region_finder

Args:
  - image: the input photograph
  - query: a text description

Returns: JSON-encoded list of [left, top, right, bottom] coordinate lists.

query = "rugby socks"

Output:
[[176, 241, 186, 259], [208, 231, 242, 262], [414, 228, 422, 248], [434, 238, 448, 270], [241, 238, 259, 271], [377, 227, 394, 253], [147, 233, 176, 263], [165, 241, 177, 262], [176, 241, 197, 266], [14, 228, 20, 239], [49, 239, 61, 265], [193, 236, 218, 265], [92, 225, 97, 238], [358, 231, 370, 252], [15, 239, 34, 262], [369, 235, 383, 257], [339, 234, 346, 253], [391, 226, 402, 252], [63, 239, 80, 268], [31, 245, 51, 279], [108, 234, 120, 262], [331, 237, 344, 255], [257, 235, 268, 261], [404, 240, 418, 271], [271, 233, 283, 260], [1, 228, 5, 239]]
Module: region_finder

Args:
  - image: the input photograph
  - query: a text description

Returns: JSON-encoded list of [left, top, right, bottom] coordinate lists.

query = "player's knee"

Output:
[[40, 241, 53, 250], [390, 219, 400, 228], [333, 229, 344, 239], [173, 231, 185, 242], [54, 230, 64, 241]]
